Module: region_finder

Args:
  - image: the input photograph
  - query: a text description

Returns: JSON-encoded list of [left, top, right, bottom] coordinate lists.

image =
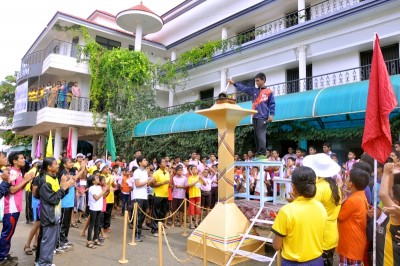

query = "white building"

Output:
[[12, 0, 400, 159]]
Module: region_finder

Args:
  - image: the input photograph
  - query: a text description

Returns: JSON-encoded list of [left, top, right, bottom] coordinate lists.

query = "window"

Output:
[[286, 64, 312, 93], [360, 43, 399, 80], [235, 78, 255, 102], [200, 88, 214, 100], [236, 27, 255, 45], [128, 45, 135, 51], [95, 36, 121, 50]]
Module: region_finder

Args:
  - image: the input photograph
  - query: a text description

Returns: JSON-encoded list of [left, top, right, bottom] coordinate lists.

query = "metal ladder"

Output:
[[226, 206, 277, 266]]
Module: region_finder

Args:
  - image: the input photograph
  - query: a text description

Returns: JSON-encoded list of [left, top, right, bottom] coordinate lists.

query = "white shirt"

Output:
[[133, 168, 148, 200], [128, 159, 138, 172], [127, 176, 135, 200], [88, 185, 103, 211], [255, 172, 271, 195]]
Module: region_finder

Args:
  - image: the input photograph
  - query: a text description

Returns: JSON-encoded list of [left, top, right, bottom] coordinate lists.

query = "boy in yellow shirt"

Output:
[[187, 166, 203, 228]]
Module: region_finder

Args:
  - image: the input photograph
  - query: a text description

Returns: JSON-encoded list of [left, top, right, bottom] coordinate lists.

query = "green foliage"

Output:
[[0, 75, 17, 126], [1, 130, 32, 147]]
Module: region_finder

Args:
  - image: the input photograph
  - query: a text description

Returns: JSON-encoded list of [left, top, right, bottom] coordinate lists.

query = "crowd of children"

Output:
[[1, 140, 400, 265]]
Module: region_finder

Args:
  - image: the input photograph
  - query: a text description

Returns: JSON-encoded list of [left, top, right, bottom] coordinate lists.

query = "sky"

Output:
[[0, 0, 185, 80]]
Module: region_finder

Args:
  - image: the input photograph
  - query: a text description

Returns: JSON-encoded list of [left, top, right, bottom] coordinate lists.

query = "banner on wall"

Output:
[[14, 81, 28, 114]]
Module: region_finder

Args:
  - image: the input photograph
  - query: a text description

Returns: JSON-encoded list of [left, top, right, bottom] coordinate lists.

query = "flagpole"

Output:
[[373, 159, 377, 266]]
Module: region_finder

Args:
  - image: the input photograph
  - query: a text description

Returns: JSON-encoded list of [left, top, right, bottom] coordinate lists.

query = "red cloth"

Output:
[[362, 34, 398, 164], [66, 127, 72, 158]]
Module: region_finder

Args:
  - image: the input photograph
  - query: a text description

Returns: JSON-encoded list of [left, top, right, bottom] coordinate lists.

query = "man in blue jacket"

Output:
[[228, 73, 275, 156], [0, 152, 10, 200]]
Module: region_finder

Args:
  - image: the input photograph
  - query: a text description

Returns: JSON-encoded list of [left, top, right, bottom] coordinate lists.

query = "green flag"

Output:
[[106, 115, 116, 161]]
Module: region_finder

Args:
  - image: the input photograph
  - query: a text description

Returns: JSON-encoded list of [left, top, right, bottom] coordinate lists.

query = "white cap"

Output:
[[76, 153, 84, 158], [99, 163, 108, 172], [95, 159, 103, 164], [32, 159, 42, 165]]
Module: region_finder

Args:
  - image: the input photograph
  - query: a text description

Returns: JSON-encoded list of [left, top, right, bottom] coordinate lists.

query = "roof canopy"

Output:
[[116, 3, 163, 34], [133, 75, 400, 137]]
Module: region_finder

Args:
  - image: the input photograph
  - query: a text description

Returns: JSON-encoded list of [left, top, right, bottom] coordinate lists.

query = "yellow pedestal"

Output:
[[187, 202, 263, 265]]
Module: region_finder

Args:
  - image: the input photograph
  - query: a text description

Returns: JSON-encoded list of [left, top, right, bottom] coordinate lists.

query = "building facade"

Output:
[[13, 0, 400, 159]]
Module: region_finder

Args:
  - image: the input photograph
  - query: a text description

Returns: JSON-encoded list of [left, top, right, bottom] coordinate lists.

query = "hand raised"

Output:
[[23, 172, 35, 182]]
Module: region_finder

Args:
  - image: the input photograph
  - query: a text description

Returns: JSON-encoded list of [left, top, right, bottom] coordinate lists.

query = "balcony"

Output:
[[163, 0, 365, 72], [17, 39, 83, 82], [27, 93, 91, 113], [161, 58, 400, 115]]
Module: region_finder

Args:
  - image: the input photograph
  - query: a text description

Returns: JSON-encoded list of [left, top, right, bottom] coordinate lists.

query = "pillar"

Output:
[[171, 50, 176, 61], [168, 89, 174, 107], [134, 24, 143, 51], [220, 68, 227, 93], [298, 0, 306, 23], [221, 27, 228, 40], [298, 45, 307, 92], [71, 127, 79, 158], [54, 128, 62, 159], [40, 135, 46, 159], [31, 134, 38, 159], [93, 140, 98, 156]]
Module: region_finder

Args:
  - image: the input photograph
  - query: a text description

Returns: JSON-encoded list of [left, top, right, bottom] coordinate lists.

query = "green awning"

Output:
[[133, 75, 400, 137]]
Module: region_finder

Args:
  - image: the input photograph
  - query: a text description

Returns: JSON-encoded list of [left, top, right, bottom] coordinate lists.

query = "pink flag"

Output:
[[35, 136, 41, 159], [66, 127, 72, 158]]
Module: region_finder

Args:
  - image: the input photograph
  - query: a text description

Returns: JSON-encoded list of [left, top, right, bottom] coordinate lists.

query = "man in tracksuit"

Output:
[[0, 152, 11, 200], [229, 73, 276, 156]]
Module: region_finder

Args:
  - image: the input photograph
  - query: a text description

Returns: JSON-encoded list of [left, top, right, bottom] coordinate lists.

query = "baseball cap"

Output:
[[99, 163, 108, 172], [76, 153, 84, 158], [95, 159, 103, 164], [32, 159, 42, 165]]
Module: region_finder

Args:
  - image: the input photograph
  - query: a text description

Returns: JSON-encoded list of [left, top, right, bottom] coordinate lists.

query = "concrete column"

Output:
[[298, 45, 307, 92], [93, 140, 98, 156], [54, 128, 62, 159], [168, 89, 174, 107], [134, 24, 143, 51], [171, 50, 176, 61], [220, 68, 227, 93], [298, 0, 306, 23], [71, 127, 79, 158], [31, 134, 38, 159], [221, 27, 228, 40], [40, 135, 46, 159]]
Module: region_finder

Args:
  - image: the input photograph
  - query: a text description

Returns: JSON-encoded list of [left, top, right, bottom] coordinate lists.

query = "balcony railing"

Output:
[[17, 39, 82, 81], [161, 58, 400, 115], [27, 93, 90, 112]]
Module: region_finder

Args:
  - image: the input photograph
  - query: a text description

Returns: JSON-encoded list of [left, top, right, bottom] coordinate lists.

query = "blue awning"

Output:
[[133, 75, 400, 137]]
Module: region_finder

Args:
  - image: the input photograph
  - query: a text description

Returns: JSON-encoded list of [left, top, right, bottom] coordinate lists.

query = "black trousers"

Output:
[[211, 187, 218, 208], [103, 203, 113, 229], [37, 224, 59, 265], [252, 118, 267, 155], [25, 191, 33, 222], [134, 199, 149, 236], [151, 197, 168, 233], [59, 207, 73, 246], [322, 248, 335, 266], [88, 210, 100, 241]]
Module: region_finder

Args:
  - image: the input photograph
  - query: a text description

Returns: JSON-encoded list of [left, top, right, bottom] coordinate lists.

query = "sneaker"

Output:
[[6, 255, 17, 262], [151, 232, 158, 237], [134, 236, 143, 242], [54, 247, 65, 254], [61, 245, 72, 251], [64, 242, 74, 247], [0, 260, 17, 266], [98, 236, 105, 243]]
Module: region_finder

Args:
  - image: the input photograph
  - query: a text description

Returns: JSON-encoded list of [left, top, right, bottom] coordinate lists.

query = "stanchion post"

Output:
[[182, 199, 188, 237], [277, 250, 282, 266], [118, 210, 129, 264], [158, 222, 163, 266], [129, 202, 138, 246], [203, 233, 207, 266]]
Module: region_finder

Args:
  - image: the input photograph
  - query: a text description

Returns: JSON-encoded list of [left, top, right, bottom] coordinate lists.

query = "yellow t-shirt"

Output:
[[152, 169, 170, 198], [25, 167, 39, 192], [73, 162, 81, 171], [105, 174, 115, 204], [272, 197, 327, 262], [188, 175, 201, 198], [87, 165, 98, 175], [315, 177, 342, 250]]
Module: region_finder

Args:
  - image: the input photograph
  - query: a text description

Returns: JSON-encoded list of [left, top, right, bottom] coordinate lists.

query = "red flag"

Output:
[[362, 34, 398, 164], [66, 127, 72, 158]]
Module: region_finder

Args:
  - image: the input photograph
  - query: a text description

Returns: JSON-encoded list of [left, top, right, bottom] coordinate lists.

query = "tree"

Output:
[[0, 74, 16, 126], [0, 73, 32, 146]]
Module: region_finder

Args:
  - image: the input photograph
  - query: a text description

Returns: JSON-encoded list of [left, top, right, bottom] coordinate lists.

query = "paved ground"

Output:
[[3, 208, 276, 266]]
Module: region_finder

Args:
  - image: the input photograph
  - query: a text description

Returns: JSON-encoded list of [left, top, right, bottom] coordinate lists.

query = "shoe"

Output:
[[98, 236, 105, 243], [61, 245, 72, 251], [6, 255, 17, 262], [134, 237, 143, 242], [54, 247, 65, 254], [151, 232, 158, 237], [64, 242, 74, 247], [0, 260, 17, 266], [142, 225, 150, 230]]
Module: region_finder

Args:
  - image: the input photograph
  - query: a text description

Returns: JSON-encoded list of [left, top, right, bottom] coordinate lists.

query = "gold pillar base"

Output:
[[187, 202, 263, 265]]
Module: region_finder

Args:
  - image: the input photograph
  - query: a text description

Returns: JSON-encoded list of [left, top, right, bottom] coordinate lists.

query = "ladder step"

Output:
[[241, 234, 273, 243], [250, 218, 274, 225], [229, 250, 274, 262]]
